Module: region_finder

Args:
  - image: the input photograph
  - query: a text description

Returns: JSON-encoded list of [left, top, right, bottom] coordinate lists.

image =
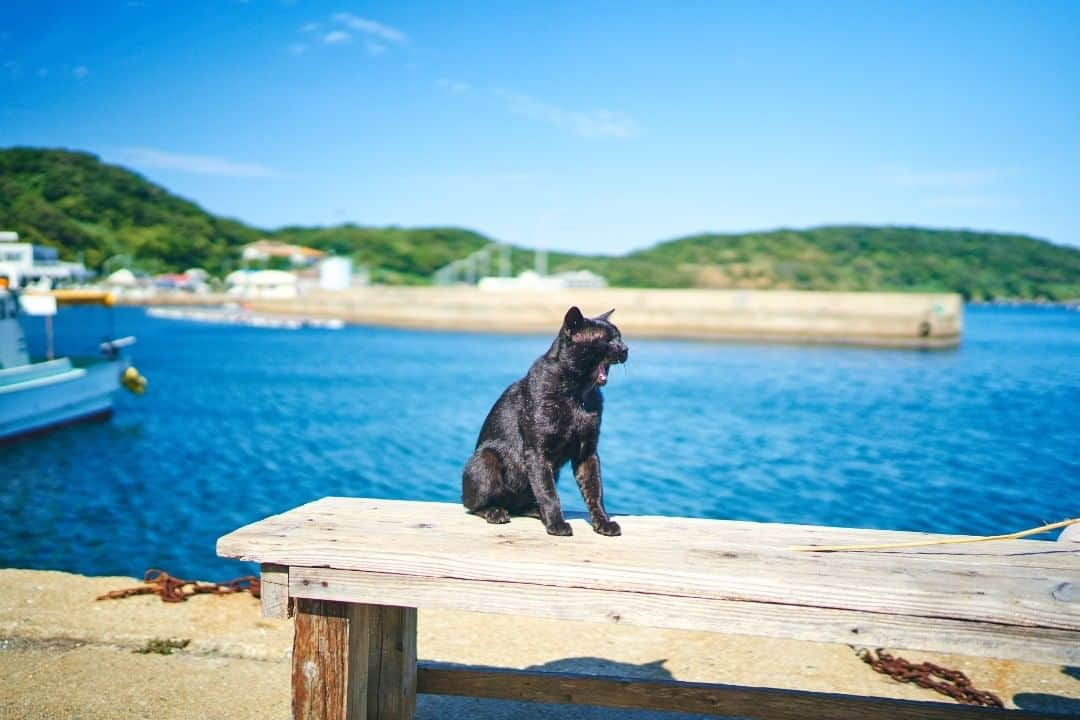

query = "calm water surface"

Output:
[[2, 306, 1078, 578]]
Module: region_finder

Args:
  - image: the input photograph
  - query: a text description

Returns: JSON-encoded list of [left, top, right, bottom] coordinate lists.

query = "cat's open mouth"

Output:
[[595, 348, 627, 387], [596, 361, 610, 386]]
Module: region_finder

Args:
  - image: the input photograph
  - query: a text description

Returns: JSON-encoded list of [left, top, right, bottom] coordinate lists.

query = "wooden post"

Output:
[[366, 606, 418, 719], [291, 600, 418, 720], [260, 563, 291, 619], [292, 599, 371, 720]]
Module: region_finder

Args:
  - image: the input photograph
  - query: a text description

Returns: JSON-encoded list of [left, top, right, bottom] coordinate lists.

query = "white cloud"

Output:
[[116, 148, 279, 178], [364, 40, 387, 56], [930, 194, 1000, 209], [437, 78, 471, 95], [880, 166, 1002, 190], [496, 90, 639, 140], [289, 43, 308, 56], [300, 22, 320, 33], [331, 13, 406, 44], [323, 30, 351, 45], [72, 66, 89, 79], [879, 165, 1007, 209]]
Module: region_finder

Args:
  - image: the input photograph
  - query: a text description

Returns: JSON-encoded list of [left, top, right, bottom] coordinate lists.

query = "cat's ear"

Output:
[[563, 306, 585, 334], [594, 308, 615, 322]]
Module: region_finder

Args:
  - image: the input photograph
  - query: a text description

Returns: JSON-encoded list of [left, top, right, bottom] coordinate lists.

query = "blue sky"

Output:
[[2, 1, 1078, 253]]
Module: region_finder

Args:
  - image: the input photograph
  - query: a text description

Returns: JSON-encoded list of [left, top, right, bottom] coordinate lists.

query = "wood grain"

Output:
[[292, 599, 370, 720], [218, 498, 1080, 664], [416, 663, 1061, 720], [366, 605, 417, 719], [259, 563, 290, 619], [290, 566, 1078, 665]]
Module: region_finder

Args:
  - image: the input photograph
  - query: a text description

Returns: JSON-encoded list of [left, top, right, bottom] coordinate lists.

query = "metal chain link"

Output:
[[855, 647, 1005, 708], [96, 568, 260, 603]]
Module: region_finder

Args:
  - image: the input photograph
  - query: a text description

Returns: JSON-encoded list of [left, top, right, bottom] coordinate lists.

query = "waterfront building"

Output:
[[478, 269, 608, 291], [0, 231, 90, 287], [241, 240, 326, 268], [225, 269, 300, 298]]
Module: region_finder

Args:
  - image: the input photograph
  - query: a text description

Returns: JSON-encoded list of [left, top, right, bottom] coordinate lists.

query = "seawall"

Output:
[[123, 288, 964, 349]]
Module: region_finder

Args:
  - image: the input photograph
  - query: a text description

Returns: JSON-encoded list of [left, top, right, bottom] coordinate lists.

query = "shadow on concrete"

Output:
[[1012, 666, 1080, 717], [418, 657, 729, 720], [523, 655, 674, 680]]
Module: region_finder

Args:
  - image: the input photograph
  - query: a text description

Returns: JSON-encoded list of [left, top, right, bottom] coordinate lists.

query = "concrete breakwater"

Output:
[[246, 288, 963, 349], [119, 288, 963, 348]]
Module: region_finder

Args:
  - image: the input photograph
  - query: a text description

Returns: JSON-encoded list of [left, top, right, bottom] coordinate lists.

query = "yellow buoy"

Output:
[[122, 366, 148, 395]]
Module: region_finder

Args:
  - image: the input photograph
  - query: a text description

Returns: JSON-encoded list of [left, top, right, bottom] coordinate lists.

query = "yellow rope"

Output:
[[790, 517, 1079, 552]]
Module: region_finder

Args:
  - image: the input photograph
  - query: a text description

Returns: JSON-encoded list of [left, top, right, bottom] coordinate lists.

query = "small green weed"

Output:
[[133, 638, 190, 655]]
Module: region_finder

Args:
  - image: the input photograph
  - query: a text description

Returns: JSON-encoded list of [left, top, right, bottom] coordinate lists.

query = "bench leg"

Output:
[[292, 599, 371, 719], [291, 600, 417, 720], [367, 605, 417, 719]]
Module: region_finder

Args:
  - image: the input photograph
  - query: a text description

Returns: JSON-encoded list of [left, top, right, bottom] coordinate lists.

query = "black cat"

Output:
[[462, 307, 628, 537]]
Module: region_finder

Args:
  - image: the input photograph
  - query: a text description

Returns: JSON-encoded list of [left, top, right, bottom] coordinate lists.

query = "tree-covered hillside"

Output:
[[0, 148, 496, 283], [0, 147, 259, 274], [556, 226, 1080, 300], [272, 225, 493, 285], [2, 147, 1078, 299]]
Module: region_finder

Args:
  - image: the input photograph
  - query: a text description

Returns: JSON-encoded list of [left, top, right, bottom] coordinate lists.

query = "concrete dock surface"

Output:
[[1, 569, 1076, 719], [121, 287, 964, 349]]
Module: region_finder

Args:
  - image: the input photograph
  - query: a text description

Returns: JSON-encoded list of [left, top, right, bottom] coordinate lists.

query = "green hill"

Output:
[[272, 225, 495, 285], [0, 148, 494, 283], [2, 147, 1078, 299], [554, 226, 1080, 300], [0, 147, 259, 274]]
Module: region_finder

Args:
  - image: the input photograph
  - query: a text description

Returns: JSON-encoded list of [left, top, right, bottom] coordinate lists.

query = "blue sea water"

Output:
[[2, 305, 1078, 580]]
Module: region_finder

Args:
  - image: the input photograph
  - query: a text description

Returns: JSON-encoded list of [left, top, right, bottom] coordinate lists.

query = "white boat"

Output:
[[0, 287, 143, 442], [146, 305, 345, 330]]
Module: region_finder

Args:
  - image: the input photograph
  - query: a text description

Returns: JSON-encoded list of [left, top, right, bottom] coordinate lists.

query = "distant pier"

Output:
[[124, 288, 963, 349]]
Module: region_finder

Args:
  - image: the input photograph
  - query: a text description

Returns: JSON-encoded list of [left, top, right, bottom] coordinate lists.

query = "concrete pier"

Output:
[[1, 569, 1076, 718], [242, 288, 964, 349]]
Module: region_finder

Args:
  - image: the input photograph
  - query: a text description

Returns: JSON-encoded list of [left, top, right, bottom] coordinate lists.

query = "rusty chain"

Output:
[[855, 647, 1004, 708], [96, 569, 260, 603]]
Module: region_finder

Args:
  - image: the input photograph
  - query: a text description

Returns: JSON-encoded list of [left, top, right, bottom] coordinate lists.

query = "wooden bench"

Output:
[[216, 498, 1078, 719]]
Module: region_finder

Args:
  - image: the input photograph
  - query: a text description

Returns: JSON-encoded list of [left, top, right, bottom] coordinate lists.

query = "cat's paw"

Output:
[[592, 518, 621, 537], [546, 520, 574, 536], [481, 507, 511, 524]]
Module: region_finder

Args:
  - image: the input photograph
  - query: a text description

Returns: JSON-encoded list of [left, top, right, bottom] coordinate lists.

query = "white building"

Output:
[[554, 270, 608, 289], [241, 240, 325, 267], [319, 257, 353, 291], [225, 269, 299, 299], [478, 269, 608, 291], [105, 268, 138, 287], [0, 231, 90, 287]]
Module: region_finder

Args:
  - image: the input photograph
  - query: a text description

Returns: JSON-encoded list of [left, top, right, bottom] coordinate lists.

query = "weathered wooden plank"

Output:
[[220, 498, 1079, 568], [415, 663, 1062, 720], [366, 605, 417, 720], [292, 599, 371, 720], [216, 498, 1080, 637], [289, 567, 1079, 665], [259, 563, 290, 619]]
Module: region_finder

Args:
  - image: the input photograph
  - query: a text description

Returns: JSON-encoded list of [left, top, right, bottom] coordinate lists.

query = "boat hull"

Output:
[[0, 359, 126, 441]]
